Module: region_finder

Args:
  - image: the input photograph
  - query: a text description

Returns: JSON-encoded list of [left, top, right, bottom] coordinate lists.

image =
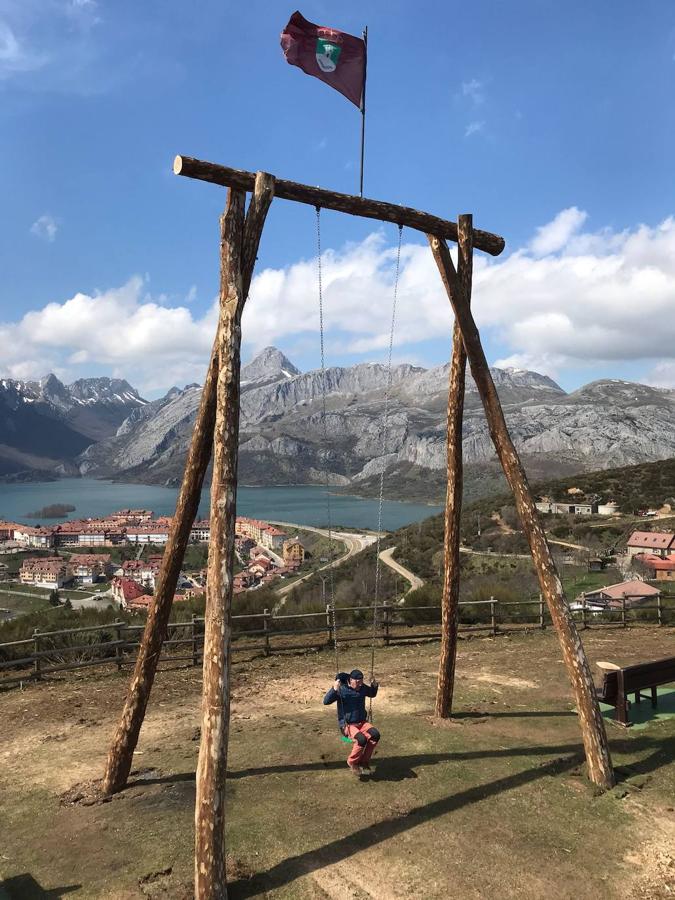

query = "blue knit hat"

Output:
[[349, 669, 364, 679]]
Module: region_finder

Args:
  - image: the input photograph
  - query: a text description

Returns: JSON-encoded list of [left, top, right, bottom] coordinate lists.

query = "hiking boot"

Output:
[[348, 764, 363, 777], [360, 765, 371, 777]]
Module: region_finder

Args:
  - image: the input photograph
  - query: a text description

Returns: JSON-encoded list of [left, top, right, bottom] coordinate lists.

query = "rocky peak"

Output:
[[68, 377, 145, 406], [241, 347, 301, 385]]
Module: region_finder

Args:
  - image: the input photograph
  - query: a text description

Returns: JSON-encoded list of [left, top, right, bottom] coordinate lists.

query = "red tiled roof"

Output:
[[635, 554, 675, 571], [627, 531, 675, 549], [588, 580, 661, 600]]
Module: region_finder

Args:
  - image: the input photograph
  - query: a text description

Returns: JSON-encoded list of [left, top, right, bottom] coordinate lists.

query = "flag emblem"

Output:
[[316, 38, 341, 73], [280, 11, 366, 109]]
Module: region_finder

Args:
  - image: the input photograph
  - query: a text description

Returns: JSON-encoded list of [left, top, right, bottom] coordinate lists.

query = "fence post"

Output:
[[621, 595, 627, 628], [657, 594, 662, 627], [114, 620, 124, 671], [263, 608, 270, 657], [539, 593, 545, 630], [33, 627, 41, 680], [582, 598, 588, 630], [383, 600, 391, 647], [490, 596, 496, 636], [191, 614, 199, 666]]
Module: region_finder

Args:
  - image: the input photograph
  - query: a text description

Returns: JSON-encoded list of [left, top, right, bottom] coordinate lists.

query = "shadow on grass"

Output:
[[227, 742, 670, 898], [128, 733, 672, 788], [0, 874, 80, 899]]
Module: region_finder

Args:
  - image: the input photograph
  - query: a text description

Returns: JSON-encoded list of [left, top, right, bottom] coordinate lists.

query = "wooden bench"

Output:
[[596, 656, 675, 726]]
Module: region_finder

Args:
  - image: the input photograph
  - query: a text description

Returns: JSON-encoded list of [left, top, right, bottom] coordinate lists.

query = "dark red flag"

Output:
[[280, 11, 366, 109]]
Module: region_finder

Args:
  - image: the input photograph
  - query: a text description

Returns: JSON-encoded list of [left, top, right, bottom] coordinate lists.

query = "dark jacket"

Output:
[[323, 674, 378, 729]]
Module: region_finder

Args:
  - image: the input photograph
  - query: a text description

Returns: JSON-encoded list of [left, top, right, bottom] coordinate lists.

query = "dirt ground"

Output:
[[1, 627, 674, 899]]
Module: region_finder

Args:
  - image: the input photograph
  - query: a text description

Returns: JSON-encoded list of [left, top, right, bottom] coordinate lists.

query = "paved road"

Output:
[[272, 522, 378, 610], [377, 546, 424, 594]]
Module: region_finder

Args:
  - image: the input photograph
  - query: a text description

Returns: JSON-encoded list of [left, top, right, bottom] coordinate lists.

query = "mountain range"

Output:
[[2, 348, 675, 501]]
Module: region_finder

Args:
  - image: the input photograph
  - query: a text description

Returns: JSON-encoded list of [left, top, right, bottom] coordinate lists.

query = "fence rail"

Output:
[[1, 595, 673, 689]]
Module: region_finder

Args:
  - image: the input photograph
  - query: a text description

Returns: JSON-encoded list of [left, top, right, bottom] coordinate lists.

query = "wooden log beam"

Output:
[[174, 155, 505, 257], [194, 188, 245, 899], [101, 172, 275, 797], [435, 214, 472, 718], [428, 234, 615, 790]]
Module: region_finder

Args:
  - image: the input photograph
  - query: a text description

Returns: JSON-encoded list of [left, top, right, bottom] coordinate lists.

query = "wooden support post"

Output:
[[621, 596, 627, 628], [490, 596, 497, 636], [383, 600, 391, 647], [435, 214, 472, 718], [263, 608, 270, 657], [33, 628, 41, 681], [191, 614, 199, 667], [194, 186, 250, 899], [539, 593, 545, 629], [657, 594, 662, 627], [101, 172, 274, 797], [428, 233, 615, 790], [114, 621, 124, 671]]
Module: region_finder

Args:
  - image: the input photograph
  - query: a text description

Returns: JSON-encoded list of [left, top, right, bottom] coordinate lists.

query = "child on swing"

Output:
[[323, 669, 380, 776]]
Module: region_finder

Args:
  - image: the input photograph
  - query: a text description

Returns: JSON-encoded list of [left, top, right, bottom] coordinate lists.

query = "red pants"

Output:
[[344, 721, 380, 767]]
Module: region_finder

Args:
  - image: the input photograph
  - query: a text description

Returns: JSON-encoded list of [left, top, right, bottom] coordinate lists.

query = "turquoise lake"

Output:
[[0, 479, 441, 531]]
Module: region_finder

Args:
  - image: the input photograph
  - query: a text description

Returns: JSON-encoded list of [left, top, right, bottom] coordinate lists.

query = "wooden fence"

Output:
[[1, 595, 672, 690]]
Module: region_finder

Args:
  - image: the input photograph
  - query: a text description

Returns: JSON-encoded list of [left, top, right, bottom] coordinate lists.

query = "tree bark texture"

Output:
[[102, 173, 274, 797], [428, 235, 615, 790], [194, 188, 245, 900], [435, 215, 472, 718], [174, 155, 505, 257]]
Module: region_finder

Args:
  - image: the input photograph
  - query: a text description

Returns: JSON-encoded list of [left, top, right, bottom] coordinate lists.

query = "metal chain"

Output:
[[316, 205, 338, 662], [369, 224, 404, 721]]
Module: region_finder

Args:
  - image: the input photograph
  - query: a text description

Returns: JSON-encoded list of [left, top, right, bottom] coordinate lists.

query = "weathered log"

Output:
[[435, 214, 472, 718], [428, 234, 615, 789], [194, 189, 245, 899], [101, 173, 275, 797], [174, 155, 505, 257]]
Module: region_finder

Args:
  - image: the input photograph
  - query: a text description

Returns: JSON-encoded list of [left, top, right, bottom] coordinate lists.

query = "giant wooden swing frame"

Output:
[[101, 155, 615, 898]]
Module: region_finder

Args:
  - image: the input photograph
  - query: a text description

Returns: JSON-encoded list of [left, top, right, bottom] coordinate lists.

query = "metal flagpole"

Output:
[[359, 25, 368, 198]]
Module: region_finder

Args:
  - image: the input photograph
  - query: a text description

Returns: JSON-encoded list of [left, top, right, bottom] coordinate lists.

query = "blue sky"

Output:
[[2, 0, 675, 396]]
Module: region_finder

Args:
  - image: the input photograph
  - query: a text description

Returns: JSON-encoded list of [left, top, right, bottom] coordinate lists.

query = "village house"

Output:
[[625, 531, 675, 559], [535, 498, 599, 516], [282, 538, 305, 566], [52, 521, 85, 547], [125, 524, 170, 545], [68, 553, 112, 584], [0, 521, 18, 541], [233, 571, 256, 593], [79, 525, 125, 546], [110, 509, 154, 523], [248, 556, 274, 579], [190, 519, 211, 542], [579, 579, 661, 609], [260, 525, 287, 551], [634, 554, 675, 582], [121, 559, 161, 589], [111, 576, 150, 610], [20, 556, 71, 589], [13, 525, 56, 549]]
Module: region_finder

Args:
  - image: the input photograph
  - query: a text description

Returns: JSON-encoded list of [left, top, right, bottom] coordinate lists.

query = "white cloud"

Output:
[[0, 277, 218, 394], [0, 20, 47, 76], [464, 120, 485, 138], [461, 78, 484, 104], [30, 214, 58, 242], [3, 210, 675, 393], [530, 206, 588, 255]]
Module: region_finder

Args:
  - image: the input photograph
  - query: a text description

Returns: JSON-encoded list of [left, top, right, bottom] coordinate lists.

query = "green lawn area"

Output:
[[0, 591, 53, 615]]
